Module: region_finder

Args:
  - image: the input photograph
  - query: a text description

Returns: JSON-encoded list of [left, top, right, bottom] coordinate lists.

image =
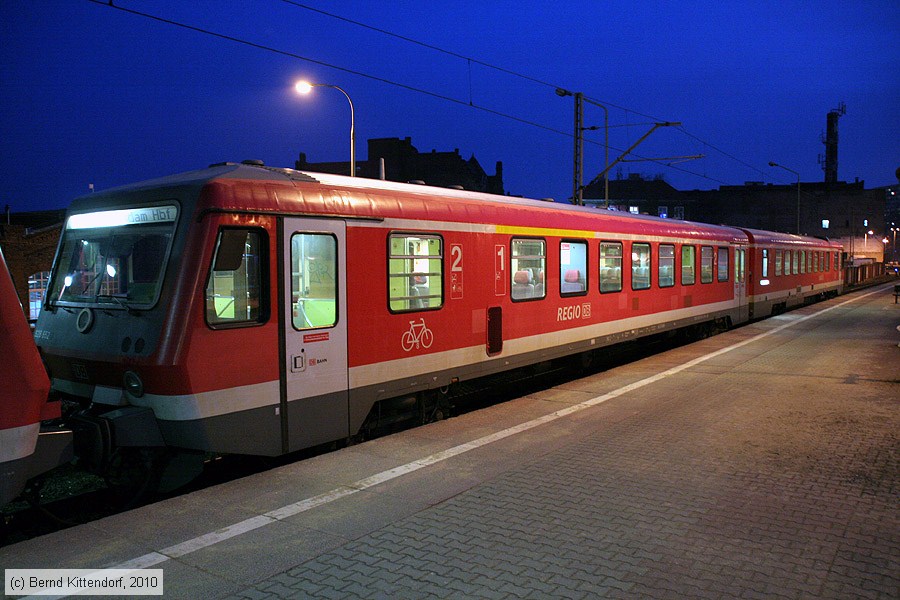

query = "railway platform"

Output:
[[2, 283, 898, 599]]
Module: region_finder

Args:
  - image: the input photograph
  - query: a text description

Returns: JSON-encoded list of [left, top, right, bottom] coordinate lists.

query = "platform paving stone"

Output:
[[221, 292, 898, 600]]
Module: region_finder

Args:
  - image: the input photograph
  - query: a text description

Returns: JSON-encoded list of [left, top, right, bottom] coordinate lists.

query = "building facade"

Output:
[[296, 136, 505, 195], [583, 174, 887, 262], [0, 209, 65, 318]]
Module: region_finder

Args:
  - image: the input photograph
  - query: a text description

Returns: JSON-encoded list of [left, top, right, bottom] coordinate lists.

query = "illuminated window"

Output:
[[49, 205, 178, 309], [599, 242, 623, 293], [658, 244, 675, 288], [389, 233, 443, 312], [560, 240, 587, 295], [511, 238, 546, 301], [717, 247, 729, 282], [291, 233, 337, 329], [775, 250, 783, 276], [205, 229, 267, 327], [632, 243, 651, 290], [762, 249, 769, 278], [700, 246, 714, 283], [799, 250, 806, 274], [681, 245, 695, 285]]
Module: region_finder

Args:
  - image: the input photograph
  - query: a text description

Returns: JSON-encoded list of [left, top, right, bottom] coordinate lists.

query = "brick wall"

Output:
[[0, 223, 61, 316]]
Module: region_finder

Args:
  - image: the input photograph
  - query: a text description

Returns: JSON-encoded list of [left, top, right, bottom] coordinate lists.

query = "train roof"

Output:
[[68, 161, 749, 243], [739, 227, 843, 250]]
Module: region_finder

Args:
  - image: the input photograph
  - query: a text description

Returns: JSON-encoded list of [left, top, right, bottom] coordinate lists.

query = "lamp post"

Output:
[[768, 161, 800, 234], [295, 80, 355, 177], [891, 223, 900, 262]]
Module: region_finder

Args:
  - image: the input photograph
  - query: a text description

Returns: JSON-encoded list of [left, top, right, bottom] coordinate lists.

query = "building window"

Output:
[[632, 243, 651, 290], [599, 242, 623, 293], [27, 271, 51, 321], [822, 219, 830, 229], [658, 206, 668, 219], [560, 240, 587, 295], [389, 233, 443, 312], [511, 238, 546, 301], [629, 206, 639, 214], [658, 244, 675, 287]]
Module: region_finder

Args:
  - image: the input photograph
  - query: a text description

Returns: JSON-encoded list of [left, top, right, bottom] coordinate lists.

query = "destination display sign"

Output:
[[66, 205, 178, 230]]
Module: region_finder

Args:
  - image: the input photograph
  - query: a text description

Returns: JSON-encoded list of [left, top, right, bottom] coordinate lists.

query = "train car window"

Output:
[[205, 228, 267, 327], [826, 252, 831, 271], [599, 242, 623, 292], [799, 250, 806, 274], [631, 242, 651, 290], [511, 238, 546, 301], [784, 250, 791, 275], [560, 240, 587, 296], [388, 233, 443, 312], [717, 247, 729, 282], [291, 233, 337, 329], [658, 244, 675, 288], [792, 250, 799, 275], [700, 246, 714, 283], [775, 250, 783, 276], [681, 245, 695, 285], [762, 249, 769, 278]]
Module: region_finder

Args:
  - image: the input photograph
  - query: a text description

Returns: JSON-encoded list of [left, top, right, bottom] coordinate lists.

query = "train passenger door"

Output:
[[281, 218, 348, 453], [734, 246, 749, 322]]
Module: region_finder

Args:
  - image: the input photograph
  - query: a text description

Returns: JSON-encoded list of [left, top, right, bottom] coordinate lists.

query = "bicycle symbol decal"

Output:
[[401, 318, 434, 352]]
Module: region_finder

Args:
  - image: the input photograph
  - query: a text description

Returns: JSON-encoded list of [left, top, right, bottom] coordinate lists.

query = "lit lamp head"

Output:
[[294, 81, 315, 95]]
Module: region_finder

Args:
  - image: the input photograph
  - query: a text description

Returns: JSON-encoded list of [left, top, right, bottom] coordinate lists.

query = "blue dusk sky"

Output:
[[1, 0, 898, 212]]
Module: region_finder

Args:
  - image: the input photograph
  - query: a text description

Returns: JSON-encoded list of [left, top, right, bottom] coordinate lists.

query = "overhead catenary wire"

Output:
[[87, 0, 755, 188]]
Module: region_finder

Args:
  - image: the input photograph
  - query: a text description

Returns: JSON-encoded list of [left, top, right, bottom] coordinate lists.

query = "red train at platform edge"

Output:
[[0, 161, 843, 505]]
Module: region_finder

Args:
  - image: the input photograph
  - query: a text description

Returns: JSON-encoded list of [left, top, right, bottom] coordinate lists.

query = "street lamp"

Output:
[[295, 80, 355, 177], [768, 161, 800, 234]]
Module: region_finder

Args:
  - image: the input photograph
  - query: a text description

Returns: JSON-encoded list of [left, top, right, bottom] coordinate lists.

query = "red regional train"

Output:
[[1, 161, 843, 504], [0, 248, 71, 506]]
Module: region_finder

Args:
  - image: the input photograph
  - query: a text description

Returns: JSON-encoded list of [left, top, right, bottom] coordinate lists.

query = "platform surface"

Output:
[[2, 283, 898, 599]]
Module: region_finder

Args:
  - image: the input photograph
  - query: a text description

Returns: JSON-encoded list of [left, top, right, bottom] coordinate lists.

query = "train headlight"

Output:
[[123, 370, 144, 398]]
